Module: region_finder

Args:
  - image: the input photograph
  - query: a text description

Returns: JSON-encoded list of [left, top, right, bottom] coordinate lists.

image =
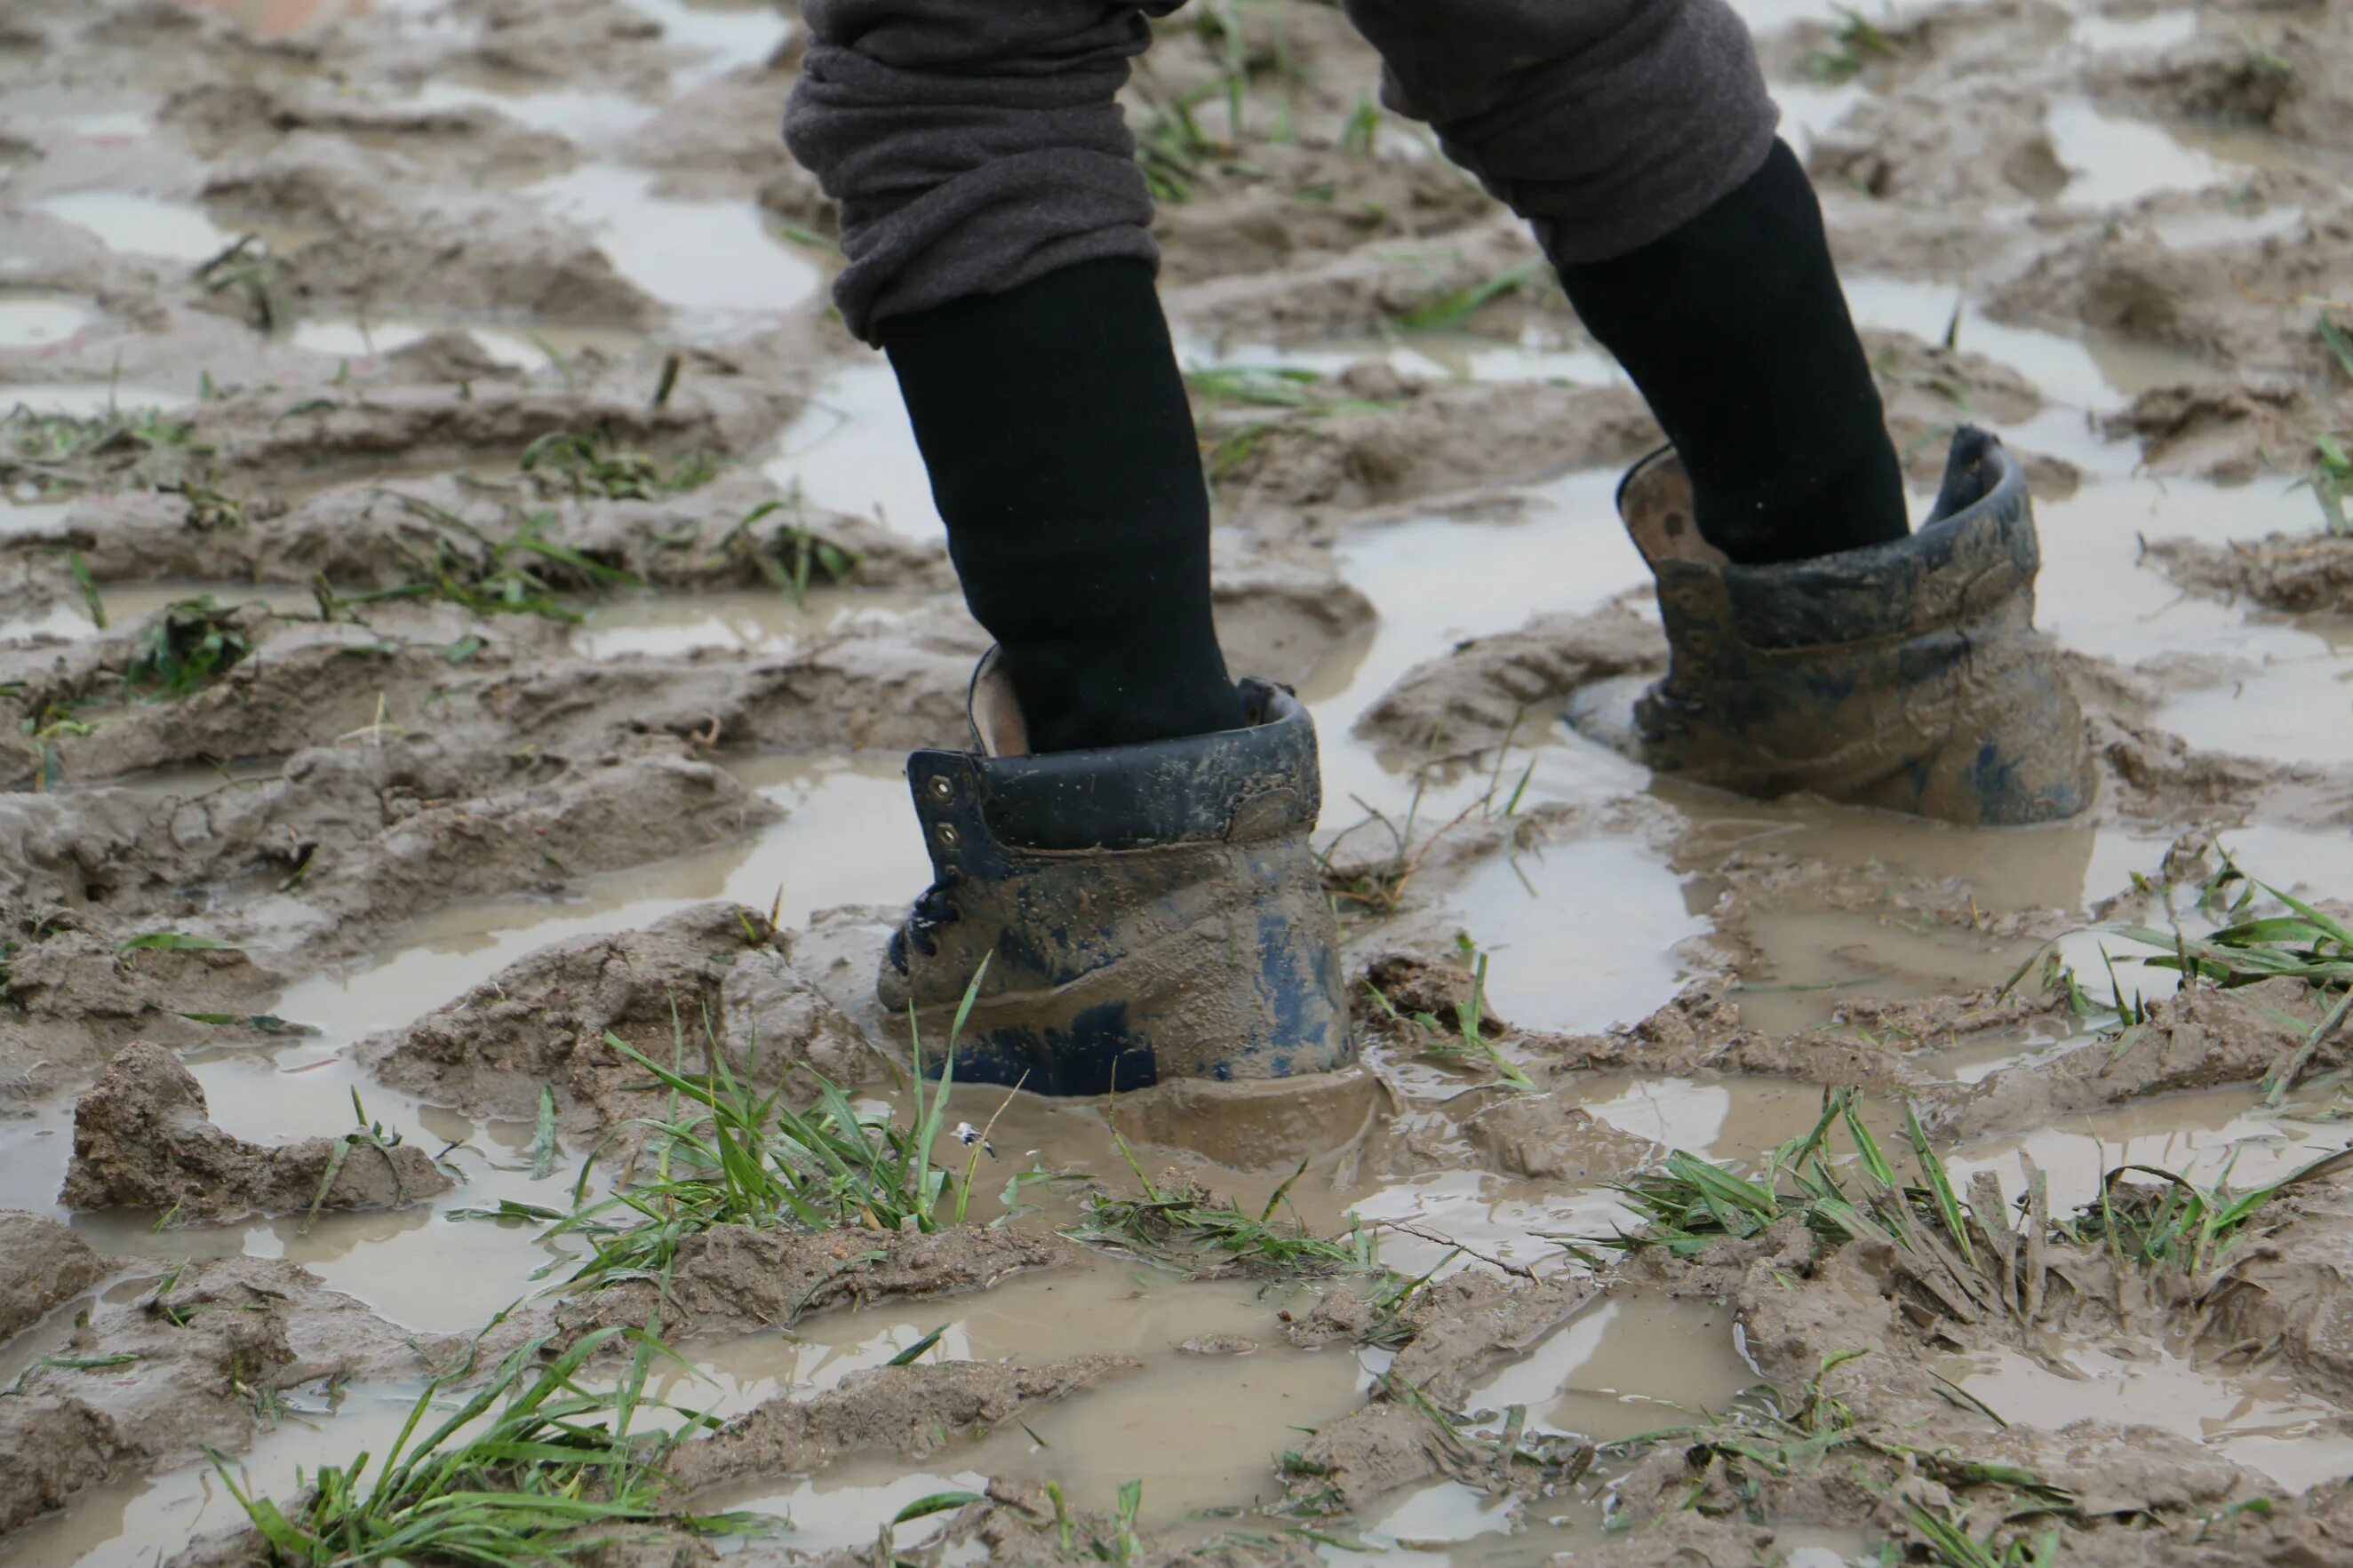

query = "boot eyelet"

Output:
[[927, 776, 954, 803], [936, 823, 961, 848]]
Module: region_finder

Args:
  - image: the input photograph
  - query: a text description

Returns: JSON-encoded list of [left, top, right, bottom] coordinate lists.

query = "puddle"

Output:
[[2073, 11, 2200, 53], [290, 316, 647, 373], [530, 164, 822, 317], [411, 79, 660, 142], [1944, 1341, 2353, 1492], [1445, 835, 1706, 1037], [764, 360, 947, 543], [1731, 908, 2042, 1039], [620, 0, 795, 77], [570, 583, 935, 658], [0, 379, 187, 419], [1947, 1085, 2349, 1211], [28, 192, 232, 263], [0, 1385, 437, 1568], [2147, 203, 2309, 251], [1468, 1295, 1756, 1442], [1184, 332, 1620, 391], [0, 293, 96, 349], [1842, 275, 2205, 412], [2046, 99, 2239, 211], [1577, 1073, 1846, 1163], [273, 754, 928, 1044]]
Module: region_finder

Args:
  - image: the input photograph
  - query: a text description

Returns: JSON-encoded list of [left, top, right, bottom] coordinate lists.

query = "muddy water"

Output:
[[12, 0, 2353, 1563]]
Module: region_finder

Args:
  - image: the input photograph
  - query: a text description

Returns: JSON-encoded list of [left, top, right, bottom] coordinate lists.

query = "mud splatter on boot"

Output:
[[881, 654, 1353, 1094], [1571, 427, 2094, 825]]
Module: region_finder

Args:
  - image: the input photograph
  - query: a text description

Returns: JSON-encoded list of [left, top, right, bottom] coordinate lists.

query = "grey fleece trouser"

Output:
[[783, 0, 1780, 343]]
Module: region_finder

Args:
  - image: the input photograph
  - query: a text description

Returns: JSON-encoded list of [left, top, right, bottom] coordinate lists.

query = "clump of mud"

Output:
[[62, 1041, 451, 1222]]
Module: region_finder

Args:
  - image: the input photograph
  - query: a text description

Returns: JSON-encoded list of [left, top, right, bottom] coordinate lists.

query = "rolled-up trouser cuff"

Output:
[[1352, 0, 1780, 263], [784, 0, 1175, 343], [831, 148, 1160, 338]]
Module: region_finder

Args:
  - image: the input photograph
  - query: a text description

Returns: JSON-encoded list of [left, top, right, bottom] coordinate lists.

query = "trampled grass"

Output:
[[1070, 1147, 1384, 1281]]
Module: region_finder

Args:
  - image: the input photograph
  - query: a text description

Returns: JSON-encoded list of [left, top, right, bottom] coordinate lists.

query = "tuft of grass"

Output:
[[1603, 1351, 2071, 1565], [338, 494, 642, 624], [1340, 91, 1383, 158], [211, 1325, 770, 1567], [0, 402, 199, 495], [1364, 935, 1531, 1090], [306, 1089, 428, 1234], [196, 235, 295, 332], [1184, 364, 1327, 410], [520, 429, 720, 500], [1805, 4, 1901, 83], [162, 473, 251, 532], [2054, 1143, 2353, 1276], [68, 550, 108, 629], [539, 972, 991, 1287], [1133, 76, 1223, 203], [2305, 430, 2350, 536], [124, 597, 254, 698], [1184, 362, 1407, 483], [2100, 864, 2353, 1103], [714, 493, 857, 605], [1907, 1503, 2062, 1568], [1394, 257, 1551, 332]]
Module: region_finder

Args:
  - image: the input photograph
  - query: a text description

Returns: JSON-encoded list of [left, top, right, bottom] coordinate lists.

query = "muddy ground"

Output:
[[4, 0, 2353, 1564]]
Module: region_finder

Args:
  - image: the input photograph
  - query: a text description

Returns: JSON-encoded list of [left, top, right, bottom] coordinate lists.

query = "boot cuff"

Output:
[[933, 680, 1322, 853], [1647, 427, 2038, 652]]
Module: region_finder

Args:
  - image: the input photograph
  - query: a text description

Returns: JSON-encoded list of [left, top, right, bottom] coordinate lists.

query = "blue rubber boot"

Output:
[[1573, 428, 2094, 825], [879, 654, 1353, 1095]]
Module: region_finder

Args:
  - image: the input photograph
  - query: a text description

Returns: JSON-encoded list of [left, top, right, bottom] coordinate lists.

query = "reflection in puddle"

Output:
[[1470, 1294, 1757, 1440], [1947, 1341, 2353, 1492], [29, 192, 230, 262], [1447, 835, 1704, 1036], [1184, 331, 1619, 390], [693, 1271, 1368, 1529], [1947, 1085, 2346, 1212]]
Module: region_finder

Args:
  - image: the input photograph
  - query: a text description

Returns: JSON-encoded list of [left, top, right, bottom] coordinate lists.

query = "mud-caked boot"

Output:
[[1573, 427, 2094, 825], [879, 654, 1353, 1094]]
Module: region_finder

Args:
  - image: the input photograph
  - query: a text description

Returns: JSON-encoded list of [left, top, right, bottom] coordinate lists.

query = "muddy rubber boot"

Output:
[[1572, 427, 2094, 825], [879, 654, 1353, 1095]]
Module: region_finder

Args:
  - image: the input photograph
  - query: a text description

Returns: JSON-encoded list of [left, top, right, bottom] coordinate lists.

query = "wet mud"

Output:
[[8, 0, 2353, 1564]]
